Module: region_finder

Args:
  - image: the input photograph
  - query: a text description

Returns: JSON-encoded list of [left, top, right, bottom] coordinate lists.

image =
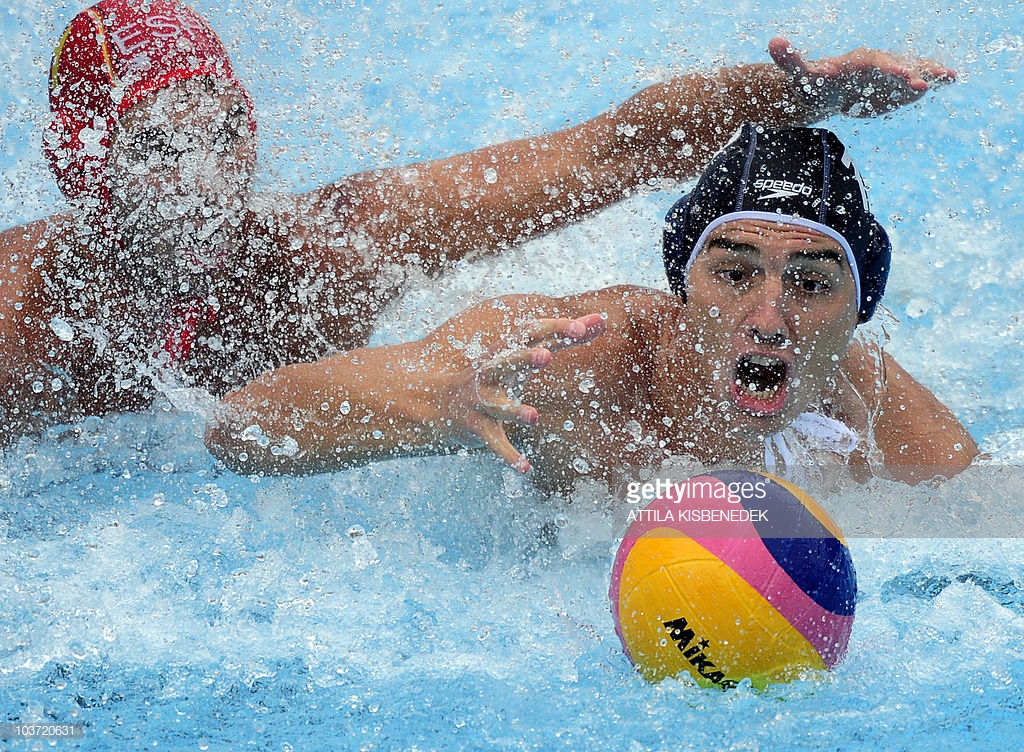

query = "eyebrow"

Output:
[[707, 237, 847, 267]]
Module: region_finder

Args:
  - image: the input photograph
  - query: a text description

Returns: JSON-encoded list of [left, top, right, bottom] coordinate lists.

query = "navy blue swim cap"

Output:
[[663, 123, 890, 323]]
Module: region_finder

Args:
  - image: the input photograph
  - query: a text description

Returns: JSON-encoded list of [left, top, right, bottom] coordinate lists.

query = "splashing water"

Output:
[[2, 0, 1023, 749]]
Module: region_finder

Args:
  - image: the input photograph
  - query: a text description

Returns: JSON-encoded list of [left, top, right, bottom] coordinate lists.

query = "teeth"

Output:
[[735, 379, 780, 396], [735, 354, 787, 398], [747, 354, 784, 368]]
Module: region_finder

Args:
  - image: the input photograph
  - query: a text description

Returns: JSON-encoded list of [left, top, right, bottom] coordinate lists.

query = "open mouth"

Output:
[[731, 354, 789, 415]]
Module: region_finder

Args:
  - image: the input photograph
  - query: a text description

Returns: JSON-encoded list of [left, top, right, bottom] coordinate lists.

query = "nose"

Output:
[[745, 275, 791, 347], [177, 148, 232, 198]]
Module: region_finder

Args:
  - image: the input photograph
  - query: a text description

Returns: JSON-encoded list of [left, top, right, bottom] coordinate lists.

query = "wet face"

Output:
[[106, 77, 256, 294], [678, 219, 859, 440]]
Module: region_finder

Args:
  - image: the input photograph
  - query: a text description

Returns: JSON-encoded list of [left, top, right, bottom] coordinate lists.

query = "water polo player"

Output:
[[208, 124, 978, 487], [0, 0, 954, 441]]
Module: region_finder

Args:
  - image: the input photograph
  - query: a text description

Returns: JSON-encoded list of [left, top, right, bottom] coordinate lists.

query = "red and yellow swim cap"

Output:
[[44, 0, 255, 206]]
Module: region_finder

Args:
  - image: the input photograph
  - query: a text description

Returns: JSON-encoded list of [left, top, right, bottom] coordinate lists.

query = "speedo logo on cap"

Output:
[[752, 178, 813, 201]]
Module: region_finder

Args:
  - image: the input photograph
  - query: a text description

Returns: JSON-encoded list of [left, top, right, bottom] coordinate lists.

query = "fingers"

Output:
[[485, 345, 552, 383], [512, 313, 607, 354], [844, 48, 956, 90], [476, 387, 540, 426], [469, 377, 537, 474], [768, 37, 806, 76], [477, 313, 604, 400], [919, 60, 957, 85], [769, 37, 958, 117], [464, 313, 606, 474], [475, 419, 531, 474]]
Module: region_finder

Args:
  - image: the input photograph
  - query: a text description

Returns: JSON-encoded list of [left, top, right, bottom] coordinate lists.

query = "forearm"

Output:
[[205, 295, 604, 476], [307, 43, 951, 268], [611, 63, 819, 183], [205, 345, 471, 475], [316, 64, 815, 267]]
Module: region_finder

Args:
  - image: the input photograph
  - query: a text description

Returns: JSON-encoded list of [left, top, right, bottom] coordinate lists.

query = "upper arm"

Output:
[[839, 341, 979, 483]]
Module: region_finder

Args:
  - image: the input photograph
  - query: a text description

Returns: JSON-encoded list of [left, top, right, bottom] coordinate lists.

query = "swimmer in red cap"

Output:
[[209, 124, 978, 487], [0, 0, 955, 442]]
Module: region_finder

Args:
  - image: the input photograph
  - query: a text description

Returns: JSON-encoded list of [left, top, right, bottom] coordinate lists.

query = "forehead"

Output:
[[117, 77, 249, 132], [705, 218, 845, 255]]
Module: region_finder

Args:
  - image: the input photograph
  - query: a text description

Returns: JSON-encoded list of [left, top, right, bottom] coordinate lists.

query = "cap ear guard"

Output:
[[43, 109, 111, 203], [858, 219, 891, 323], [662, 192, 693, 301]]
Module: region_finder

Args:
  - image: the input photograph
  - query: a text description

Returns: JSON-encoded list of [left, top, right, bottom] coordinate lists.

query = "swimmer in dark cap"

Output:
[[0, 0, 955, 442], [208, 123, 978, 487]]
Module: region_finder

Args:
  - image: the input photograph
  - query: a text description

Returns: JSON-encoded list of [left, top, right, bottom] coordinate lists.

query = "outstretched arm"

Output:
[[204, 297, 605, 476], [309, 39, 955, 273], [836, 341, 978, 484]]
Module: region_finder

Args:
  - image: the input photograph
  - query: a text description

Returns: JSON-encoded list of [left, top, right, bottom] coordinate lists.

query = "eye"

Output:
[[114, 128, 178, 172], [138, 128, 186, 166], [715, 265, 754, 286], [212, 125, 244, 154], [789, 269, 832, 295]]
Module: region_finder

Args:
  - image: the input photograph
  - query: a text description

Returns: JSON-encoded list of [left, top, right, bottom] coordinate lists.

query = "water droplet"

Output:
[[708, 306, 720, 318], [483, 167, 498, 184], [240, 424, 263, 442], [277, 435, 300, 457], [49, 317, 75, 341], [339, 401, 352, 415]]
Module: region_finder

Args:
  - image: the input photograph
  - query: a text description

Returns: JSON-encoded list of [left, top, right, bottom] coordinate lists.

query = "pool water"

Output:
[[2, 1, 1024, 749]]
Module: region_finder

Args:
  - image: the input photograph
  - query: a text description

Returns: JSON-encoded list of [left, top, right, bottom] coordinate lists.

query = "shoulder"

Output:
[[0, 215, 66, 256], [542, 284, 679, 315], [0, 215, 73, 304], [571, 285, 681, 338]]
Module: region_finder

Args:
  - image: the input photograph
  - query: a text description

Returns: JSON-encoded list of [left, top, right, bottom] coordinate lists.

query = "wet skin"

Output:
[[503, 219, 862, 487], [1, 36, 966, 447], [205, 215, 977, 486]]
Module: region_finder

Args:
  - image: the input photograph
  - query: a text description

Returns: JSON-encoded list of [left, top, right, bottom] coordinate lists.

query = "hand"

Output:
[[454, 313, 606, 473], [768, 37, 956, 117]]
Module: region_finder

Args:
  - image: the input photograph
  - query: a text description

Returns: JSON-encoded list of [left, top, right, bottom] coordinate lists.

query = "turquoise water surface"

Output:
[[2, 1, 1024, 749]]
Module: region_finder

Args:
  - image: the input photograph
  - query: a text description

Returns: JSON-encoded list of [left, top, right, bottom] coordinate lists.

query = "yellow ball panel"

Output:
[[616, 530, 826, 688]]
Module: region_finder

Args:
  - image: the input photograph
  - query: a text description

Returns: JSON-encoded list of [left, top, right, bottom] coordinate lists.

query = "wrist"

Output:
[[781, 70, 845, 119]]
